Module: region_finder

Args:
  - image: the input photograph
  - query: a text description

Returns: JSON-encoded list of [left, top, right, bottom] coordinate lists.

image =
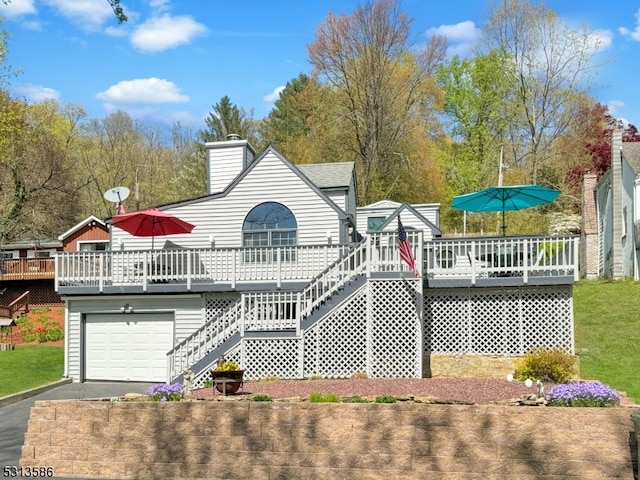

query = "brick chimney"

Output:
[[581, 172, 598, 279]]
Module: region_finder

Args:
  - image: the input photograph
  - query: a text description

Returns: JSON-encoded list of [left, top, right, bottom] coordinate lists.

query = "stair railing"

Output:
[[167, 238, 371, 381], [167, 299, 243, 380], [299, 239, 368, 321]]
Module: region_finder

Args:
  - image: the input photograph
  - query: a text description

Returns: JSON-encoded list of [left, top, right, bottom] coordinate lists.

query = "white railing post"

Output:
[[54, 255, 60, 291], [187, 251, 192, 291], [573, 236, 580, 281], [276, 249, 282, 289], [296, 292, 301, 337], [98, 255, 104, 293], [366, 235, 372, 278], [231, 250, 237, 289], [523, 240, 529, 284], [240, 293, 245, 336]]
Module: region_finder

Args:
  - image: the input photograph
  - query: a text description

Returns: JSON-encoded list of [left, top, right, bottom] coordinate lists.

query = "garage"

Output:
[[84, 313, 174, 382]]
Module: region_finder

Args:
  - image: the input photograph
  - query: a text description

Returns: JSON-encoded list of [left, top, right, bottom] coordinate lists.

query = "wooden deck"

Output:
[[0, 258, 54, 281], [54, 233, 579, 294]]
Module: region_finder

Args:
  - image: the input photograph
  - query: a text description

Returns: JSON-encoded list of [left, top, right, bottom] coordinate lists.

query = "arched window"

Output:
[[242, 202, 297, 260]]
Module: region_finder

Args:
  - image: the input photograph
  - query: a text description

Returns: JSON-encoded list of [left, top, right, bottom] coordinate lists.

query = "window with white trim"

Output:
[[242, 202, 297, 261]]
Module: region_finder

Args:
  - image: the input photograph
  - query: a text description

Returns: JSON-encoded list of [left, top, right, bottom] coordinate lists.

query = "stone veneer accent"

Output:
[[425, 353, 579, 379], [20, 399, 638, 479]]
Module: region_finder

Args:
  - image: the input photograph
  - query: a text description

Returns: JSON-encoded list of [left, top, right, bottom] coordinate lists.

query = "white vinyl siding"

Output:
[[207, 140, 255, 194], [65, 295, 203, 382], [112, 151, 344, 251]]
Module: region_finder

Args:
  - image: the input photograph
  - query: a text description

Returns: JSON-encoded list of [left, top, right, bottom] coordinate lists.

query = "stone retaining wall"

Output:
[[21, 400, 638, 480]]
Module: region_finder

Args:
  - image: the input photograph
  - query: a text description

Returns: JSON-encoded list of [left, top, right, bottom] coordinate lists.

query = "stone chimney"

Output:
[[581, 172, 598, 279], [205, 134, 256, 195]]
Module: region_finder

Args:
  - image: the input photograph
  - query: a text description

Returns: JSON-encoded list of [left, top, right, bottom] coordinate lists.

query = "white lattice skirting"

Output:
[[424, 285, 574, 355], [200, 283, 573, 381]]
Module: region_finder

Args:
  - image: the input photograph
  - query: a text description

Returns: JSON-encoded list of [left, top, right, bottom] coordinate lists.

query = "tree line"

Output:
[[0, 0, 634, 244]]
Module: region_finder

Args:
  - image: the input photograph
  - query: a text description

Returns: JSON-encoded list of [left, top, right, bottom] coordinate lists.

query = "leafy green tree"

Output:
[[200, 96, 260, 146], [0, 94, 80, 243]]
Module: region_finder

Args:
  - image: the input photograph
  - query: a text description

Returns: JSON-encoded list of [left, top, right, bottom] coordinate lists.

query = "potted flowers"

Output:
[[211, 359, 244, 395]]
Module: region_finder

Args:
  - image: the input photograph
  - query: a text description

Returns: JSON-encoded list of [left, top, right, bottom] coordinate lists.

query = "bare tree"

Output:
[[308, 0, 445, 203], [480, 0, 604, 183]]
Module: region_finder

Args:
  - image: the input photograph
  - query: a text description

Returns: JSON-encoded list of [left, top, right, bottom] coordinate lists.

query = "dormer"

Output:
[[205, 134, 256, 194]]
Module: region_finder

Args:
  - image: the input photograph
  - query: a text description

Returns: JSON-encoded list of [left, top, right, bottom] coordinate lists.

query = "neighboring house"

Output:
[[0, 216, 108, 308], [593, 130, 640, 279], [56, 137, 579, 385]]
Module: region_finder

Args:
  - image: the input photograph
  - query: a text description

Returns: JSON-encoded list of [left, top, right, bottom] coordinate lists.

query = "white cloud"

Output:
[[12, 83, 61, 102], [263, 86, 285, 103], [587, 29, 613, 52], [148, 0, 171, 12], [619, 8, 640, 41], [608, 100, 625, 115], [425, 20, 480, 58], [96, 78, 189, 105], [130, 14, 207, 53], [0, 0, 36, 17], [42, 0, 114, 31], [23, 20, 42, 31]]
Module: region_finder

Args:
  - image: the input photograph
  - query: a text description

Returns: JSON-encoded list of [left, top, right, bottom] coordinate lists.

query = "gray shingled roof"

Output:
[[297, 162, 354, 189], [623, 141, 640, 174]]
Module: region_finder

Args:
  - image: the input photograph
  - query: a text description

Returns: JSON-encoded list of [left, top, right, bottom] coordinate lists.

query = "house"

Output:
[[0, 216, 108, 308], [593, 130, 640, 279], [56, 136, 579, 385]]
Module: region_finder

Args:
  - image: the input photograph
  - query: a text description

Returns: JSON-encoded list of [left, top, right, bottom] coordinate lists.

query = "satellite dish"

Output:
[[103, 186, 130, 203]]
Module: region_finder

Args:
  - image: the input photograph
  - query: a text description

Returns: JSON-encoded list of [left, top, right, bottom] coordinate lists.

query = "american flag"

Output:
[[398, 216, 419, 276]]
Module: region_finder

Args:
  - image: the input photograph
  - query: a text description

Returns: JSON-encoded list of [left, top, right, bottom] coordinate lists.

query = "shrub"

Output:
[[375, 395, 397, 403], [252, 394, 273, 402], [35, 327, 49, 343], [16, 316, 36, 343], [46, 326, 64, 342], [546, 381, 620, 407], [309, 392, 340, 403], [514, 347, 575, 383], [203, 379, 213, 388], [144, 383, 183, 401], [346, 395, 371, 403]]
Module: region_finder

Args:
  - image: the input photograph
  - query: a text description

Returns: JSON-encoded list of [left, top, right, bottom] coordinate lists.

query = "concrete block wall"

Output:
[[21, 400, 638, 479]]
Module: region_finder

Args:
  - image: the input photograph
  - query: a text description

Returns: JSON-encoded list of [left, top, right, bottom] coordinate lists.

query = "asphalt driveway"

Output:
[[0, 381, 154, 479]]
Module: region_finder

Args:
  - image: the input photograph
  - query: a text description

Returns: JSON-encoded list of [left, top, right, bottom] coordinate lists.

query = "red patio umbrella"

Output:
[[112, 208, 195, 249]]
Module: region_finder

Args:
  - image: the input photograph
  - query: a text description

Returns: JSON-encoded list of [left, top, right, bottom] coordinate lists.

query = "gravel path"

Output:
[[193, 377, 538, 404]]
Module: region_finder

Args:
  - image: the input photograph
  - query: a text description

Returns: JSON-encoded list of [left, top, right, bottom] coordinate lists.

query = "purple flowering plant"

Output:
[[546, 381, 620, 407], [144, 383, 184, 402]]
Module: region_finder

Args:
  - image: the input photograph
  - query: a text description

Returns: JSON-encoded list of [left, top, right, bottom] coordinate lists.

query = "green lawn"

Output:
[[573, 279, 640, 401], [0, 280, 638, 401], [0, 345, 64, 397]]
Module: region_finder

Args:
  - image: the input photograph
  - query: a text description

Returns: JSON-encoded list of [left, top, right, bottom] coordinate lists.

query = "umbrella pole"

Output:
[[502, 210, 506, 236]]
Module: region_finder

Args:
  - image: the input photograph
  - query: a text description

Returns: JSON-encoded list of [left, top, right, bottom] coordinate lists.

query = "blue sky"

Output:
[[1, 0, 639, 133]]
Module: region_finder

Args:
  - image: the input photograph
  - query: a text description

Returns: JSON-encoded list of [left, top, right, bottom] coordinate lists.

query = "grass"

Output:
[[0, 279, 638, 402], [0, 345, 64, 397], [573, 279, 640, 401]]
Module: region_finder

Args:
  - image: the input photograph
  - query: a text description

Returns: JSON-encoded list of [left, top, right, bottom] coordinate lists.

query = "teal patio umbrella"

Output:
[[451, 185, 561, 236]]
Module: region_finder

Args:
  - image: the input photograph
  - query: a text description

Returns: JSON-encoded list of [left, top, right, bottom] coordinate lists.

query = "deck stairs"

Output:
[[169, 239, 369, 384]]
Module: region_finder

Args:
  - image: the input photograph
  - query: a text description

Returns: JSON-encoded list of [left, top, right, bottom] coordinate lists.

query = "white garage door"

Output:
[[85, 313, 174, 382]]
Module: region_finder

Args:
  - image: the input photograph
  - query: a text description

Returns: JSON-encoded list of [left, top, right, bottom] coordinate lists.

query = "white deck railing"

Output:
[[55, 244, 354, 292], [425, 235, 579, 284], [55, 233, 577, 293]]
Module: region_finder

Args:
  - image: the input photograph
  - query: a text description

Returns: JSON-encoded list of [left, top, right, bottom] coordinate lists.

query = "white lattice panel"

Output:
[[304, 286, 368, 378], [368, 280, 422, 378], [205, 293, 239, 321], [425, 285, 573, 355], [242, 338, 302, 380]]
